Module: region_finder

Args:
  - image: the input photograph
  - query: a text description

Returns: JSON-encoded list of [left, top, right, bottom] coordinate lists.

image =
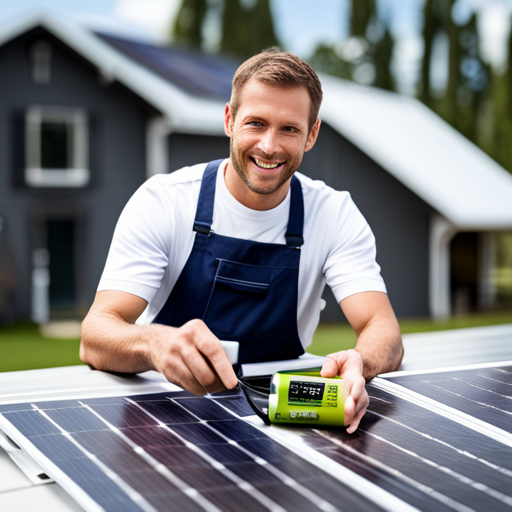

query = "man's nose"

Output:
[[257, 129, 279, 156]]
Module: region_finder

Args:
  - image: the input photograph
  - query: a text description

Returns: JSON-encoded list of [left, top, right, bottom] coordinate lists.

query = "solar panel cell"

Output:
[[199, 443, 255, 464], [172, 466, 238, 491], [120, 426, 185, 448], [54, 456, 106, 480], [0, 403, 35, 413], [71, 429, 133, 455], [298, 476, 387, 512], [199, 487, 270, 512], [137, 400, 199, 425], [46, 407, 110, 432], [146, 445, 214, 469], [3, 410, 61, 436], [30, 432, 84, 460], [89, 404, 160, 429], [170, 422, 228, 445], [207, 419, 267, 442], [212, 395, 255, 417], [175, 397, 238, 420], [238, 438, 293, 463], [252, 482, 333, 512], [143, 492, 208, 512], [98, 452, 160, 476], [117, 467, 183, 496], [221, 461, 280, 485]]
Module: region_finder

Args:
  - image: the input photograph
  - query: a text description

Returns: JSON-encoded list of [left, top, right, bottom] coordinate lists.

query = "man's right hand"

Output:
[[80, 291, 238, 396], [149, 319, 238, 395]]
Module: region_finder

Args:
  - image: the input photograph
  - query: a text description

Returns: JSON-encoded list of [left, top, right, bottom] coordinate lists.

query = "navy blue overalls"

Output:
[[153, 159, 305, 364]]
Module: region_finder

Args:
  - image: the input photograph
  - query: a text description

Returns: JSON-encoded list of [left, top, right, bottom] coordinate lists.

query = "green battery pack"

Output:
[[268, 369, 346, 427], [239, 367, 346, 428]]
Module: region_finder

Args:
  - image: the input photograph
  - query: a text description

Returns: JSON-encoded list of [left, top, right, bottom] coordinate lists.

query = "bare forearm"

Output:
[[81, 291, 237, 395], [80, 310, 163, 374], [354, 315, 403, 379]]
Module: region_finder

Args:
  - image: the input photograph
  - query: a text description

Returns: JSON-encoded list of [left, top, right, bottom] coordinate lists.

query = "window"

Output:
[[30, 40, 52, 84], [25, 106, 89, 187]]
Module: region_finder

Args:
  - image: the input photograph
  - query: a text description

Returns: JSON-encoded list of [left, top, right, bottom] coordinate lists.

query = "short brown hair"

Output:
[[229, 48, 323, 132]]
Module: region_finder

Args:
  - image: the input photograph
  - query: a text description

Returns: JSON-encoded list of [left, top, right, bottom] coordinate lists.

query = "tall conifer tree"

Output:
[[173, 0, 208, 48], [221, 0, 279, 59]]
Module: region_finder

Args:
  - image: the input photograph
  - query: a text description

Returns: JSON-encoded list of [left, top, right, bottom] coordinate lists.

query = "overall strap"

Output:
[[193, 159, 223, 235], [285, 175, 305, 248], [194, 160, 304, 247]]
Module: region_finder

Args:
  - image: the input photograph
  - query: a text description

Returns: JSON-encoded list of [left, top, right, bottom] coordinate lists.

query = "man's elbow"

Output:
[[392, 337, 404, 372], [79, 317, 98, 369]]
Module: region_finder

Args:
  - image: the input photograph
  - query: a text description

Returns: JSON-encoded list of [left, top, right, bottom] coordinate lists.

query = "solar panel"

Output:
[[96, 33, 236, 100], [0, 390, 384, 512], [2, 363, 512, 511], [384, 365, 512, 433]]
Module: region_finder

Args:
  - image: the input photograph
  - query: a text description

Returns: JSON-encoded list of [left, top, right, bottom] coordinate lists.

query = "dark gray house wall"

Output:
[[0, 27, 150, 320], [168, 133, 229, 172], [300, 123, 435, 320]]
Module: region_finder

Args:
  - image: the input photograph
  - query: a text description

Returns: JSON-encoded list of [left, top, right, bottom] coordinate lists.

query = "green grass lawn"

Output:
[[1, 310, 512, 372], [0, 322, 83, 373], [308, 310, 512, 355]]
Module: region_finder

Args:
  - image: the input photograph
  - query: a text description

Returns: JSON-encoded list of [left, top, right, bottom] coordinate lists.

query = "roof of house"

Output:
[[2, 9, 512, 229], [320, 76, 512, 229]]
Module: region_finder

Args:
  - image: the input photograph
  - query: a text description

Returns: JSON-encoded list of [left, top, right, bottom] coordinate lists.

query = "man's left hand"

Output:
[[320, 349, 368, 434]]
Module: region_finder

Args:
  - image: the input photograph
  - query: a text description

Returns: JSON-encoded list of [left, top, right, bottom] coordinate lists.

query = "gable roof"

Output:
[[2, 9, 512, 229], [320, 75, 512, 229]]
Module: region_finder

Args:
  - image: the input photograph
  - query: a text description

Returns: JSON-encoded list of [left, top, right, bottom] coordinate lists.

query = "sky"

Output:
[[1, 0, 512, 95]]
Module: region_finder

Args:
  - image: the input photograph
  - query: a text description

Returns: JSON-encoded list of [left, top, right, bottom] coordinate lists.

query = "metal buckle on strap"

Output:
[[285, 234, 304, 247], [193, 222, 211, 235]]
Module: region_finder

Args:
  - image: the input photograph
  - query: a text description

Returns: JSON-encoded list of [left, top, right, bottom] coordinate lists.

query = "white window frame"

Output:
[[25, 106, 89, 187]]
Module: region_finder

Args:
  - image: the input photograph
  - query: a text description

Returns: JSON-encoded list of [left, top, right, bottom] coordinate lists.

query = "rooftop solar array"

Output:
[[1, 363, 512, 511], [96, 32, 237, 100]]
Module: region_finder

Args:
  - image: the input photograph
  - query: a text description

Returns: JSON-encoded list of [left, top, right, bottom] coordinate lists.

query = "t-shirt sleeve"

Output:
[[324, 192, 386, 304], [97, 178, 172, 303]]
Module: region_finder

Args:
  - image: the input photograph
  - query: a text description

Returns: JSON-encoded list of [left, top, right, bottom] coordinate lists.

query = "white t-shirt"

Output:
[[98, 160, 386, 349]]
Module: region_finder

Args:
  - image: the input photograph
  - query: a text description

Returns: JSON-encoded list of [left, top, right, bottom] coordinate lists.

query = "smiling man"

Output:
[[81, 48, 403, 434]]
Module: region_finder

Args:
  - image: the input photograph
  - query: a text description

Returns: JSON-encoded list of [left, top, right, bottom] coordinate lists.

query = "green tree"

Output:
[[419, 0, 436, 105], [373, 26, 395, 91], [309, 0, 395, 92], [171, 0, 279, 58], [351, 0, 375, 36], [418, 1, 488, 146], [220, 0, 279, 59], [487, 19, 512, 174], [173, 0, 208, 48]]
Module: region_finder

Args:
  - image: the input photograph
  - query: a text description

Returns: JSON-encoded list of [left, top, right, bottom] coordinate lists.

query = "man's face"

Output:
[[224, 78, 320, 209]]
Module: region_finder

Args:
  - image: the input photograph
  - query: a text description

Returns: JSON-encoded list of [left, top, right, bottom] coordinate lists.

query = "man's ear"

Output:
[[224, 103, 233, 137], [305, 118, 321, 152]]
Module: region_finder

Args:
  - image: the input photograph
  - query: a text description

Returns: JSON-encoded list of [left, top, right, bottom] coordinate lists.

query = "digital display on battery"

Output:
[[288, 381, 325, 405]]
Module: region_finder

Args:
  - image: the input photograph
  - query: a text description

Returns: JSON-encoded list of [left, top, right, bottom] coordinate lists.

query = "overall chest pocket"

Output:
[[202, 258, 300, 340]]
